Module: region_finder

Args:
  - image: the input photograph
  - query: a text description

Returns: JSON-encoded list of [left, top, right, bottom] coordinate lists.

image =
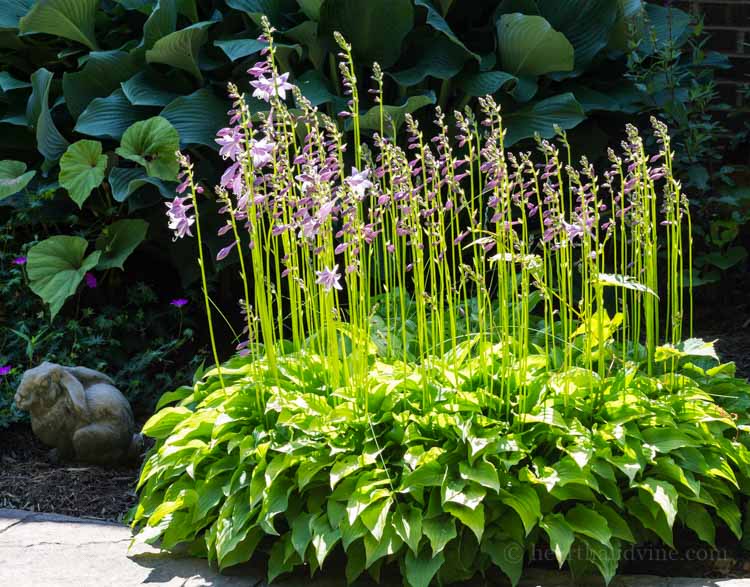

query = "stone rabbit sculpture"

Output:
[[14, 362, 143, 465]]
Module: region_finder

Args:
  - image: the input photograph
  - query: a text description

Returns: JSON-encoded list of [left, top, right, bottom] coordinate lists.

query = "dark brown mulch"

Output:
[[0, 423, 144, 522]]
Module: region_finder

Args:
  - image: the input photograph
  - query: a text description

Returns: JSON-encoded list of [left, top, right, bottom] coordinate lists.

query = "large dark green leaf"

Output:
[[116, 116, 180, 181], [109, 166, 175, 202], [214, 37, 265, 61], [319, 0, 414, 69], [535, 0, 619, 72], [0, 0, 34, 29], [95, 219, 150, 270], [404, 549, 444, 587], [357, 92, 436, 134], [414, 0, 479, 61], [496, 13, 574, 76], [0, 159, 35, 200], [160, 88, 227, 148], [459, 71, 517, 97], [121, 70, 185, 107], [75, 89, 154, 140], [634, 4, 691, 57], [504, 92, 585, 146], [27, 235, 101, 319], [59, 139, 107, 207], [63, 51, 140, 118], [146, 21, 214, 81], [389, 33, 468, 87], [143, 0, 177, 50], [27, 68, 69, 163], [226, 0, 299, 27], [19, 0, 98, 49]]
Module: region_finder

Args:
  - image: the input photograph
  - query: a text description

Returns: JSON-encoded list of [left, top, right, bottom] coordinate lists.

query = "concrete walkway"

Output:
[[0, 509, 749, 587]]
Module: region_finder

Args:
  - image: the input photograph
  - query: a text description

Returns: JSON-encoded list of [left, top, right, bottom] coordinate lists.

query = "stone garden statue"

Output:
[[14, 362, 143, 465]]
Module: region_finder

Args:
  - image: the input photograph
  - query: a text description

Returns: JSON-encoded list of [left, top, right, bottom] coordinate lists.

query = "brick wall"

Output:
[[674, 0, 750, 106]]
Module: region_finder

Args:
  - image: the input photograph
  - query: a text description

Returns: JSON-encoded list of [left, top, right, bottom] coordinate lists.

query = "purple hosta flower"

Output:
[[247, 61, 271, 78], [317, 199, 336, 223], [315, 265, 343, 292], [221, 161, 244, 195], [216, 127, 244, 160], [0, 365, 10, 376], [250, 72, 294, 102], [84, 272, 97, 289], [216, 241, 237, 261], [250, 136, 275, 168], [345, 167, 373, 199], [166, 196, 195, 239], [171, 298, 188, 308], [12, 256, 26, 265]]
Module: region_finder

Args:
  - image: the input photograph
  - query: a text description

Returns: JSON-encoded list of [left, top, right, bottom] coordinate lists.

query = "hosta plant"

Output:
[[132, 21, 750, 586]]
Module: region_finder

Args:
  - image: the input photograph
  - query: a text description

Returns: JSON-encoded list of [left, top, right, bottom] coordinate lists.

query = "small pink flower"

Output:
[[84, 272, 97, 289], [12, 256, 26, 265], [315, 265, 342, 292], [0, 365, 11, 376], [170, 298, 188, 308]]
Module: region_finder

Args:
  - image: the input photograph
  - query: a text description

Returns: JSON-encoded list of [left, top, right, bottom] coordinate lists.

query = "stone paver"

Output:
[[0, 509, 749, 587]]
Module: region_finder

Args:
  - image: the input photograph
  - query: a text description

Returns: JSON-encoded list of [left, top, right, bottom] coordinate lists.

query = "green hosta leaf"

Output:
[[142, 406, 192, 438], [539, 513, 574, 567], [444, 502, 484, 542], [161, 88, 227, 148], [641, 427, 700, 453], [143, 0, 177, 50], [565, 505, 612, 546], [0, 72, 31, 92], [501, 485, 541, 535], [297, 0, 322, 19], [319, 0, 414, 69], [226, 0, 298, 26], [116, 117, 179, 181], [0, 0, 35, 29], [95, 219, 149, 270], [109, 167, 175, 202], [27, 236, 101, 319], [296, 70, 338, 107], [364, 523, 403, 567], [62, 51, 139, 118], [357, 92, 436, 134], [459, 71, 517, 97], [393, 503, 422, 555], [504, 92, 585, 146], [443, 480, 486, 510], [360, 497, 392, 542], [422, 515, 456, 556], [146, 21, 214, 81], [636, 4, 691, 57], [578, 537, 619, 585], [310, 513, 341, 567], [655, 338, 719, 363], [28, 68, 69, 163], [121, 71, 184, 107], [414, 0, 479, 61], [404, 548, 445, 587], [481, 538, 523, 586], [638, 478, 678, 527], [459, 460, 500, 493], [214, 37, 266, 61], [291, 512, 314, 559], [684, 504, 716, 547], [595, 504, 635, 543], [496, 14, 574, 76], [0, 160, 35, 200], [75, 89, 153, 140], [535, 0, 619, 72], [59, 140, 107, 207], [19, 0, 98, 50], [389, 33, 468, 87]]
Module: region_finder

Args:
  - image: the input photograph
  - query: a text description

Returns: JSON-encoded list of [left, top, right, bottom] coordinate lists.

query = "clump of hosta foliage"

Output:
[[132, 21, 750, 586]]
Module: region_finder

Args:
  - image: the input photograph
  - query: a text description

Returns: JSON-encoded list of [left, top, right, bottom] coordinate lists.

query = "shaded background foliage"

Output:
[[0, 0, 746, 423]]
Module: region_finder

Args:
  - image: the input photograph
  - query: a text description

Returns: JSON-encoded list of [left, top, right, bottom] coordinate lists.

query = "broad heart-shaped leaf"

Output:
[[75, 89, 156, 140], [143, 0, 178, 50], [684, 503, 716, 548], [27, 236, 101, 319], [19, 0, 98, 49], [214, 37, 265, 61], [404, 548, 444, 587], [161, 89, 234, 148], [481, 537, 523, 586], [95, 219, 149, 270], [63, 50, 139, 118], [116, 117, 179, 181], [319, 0, 414, 69], [414, 0, 479, 61], [504, 93, 585, 146], [296, 70, 339, 107], [146, 20, 214, 81], [389, 32, 468, 87], [539, 513, 574, 567], [59, 140, 107, 207], [535, 0, 619, 72], [356, 92, 436, 134], [501, 484, 541, 535], [565, 505, 612, 546], [635, 4, 691, 57], [108, 167, 175, 202], [496, 14, 574, 76], [226, 0, 298, 26], [637, 478, 678, 527], [121, 70, 187, 107], [0, 160, 35, 200], [0, 0, 35, 29], [459, 71, 517, 97], [27, 68, 69, 163]]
